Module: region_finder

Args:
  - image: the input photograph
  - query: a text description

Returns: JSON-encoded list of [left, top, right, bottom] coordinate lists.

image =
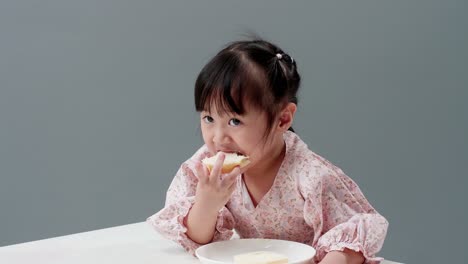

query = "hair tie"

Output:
[[276, 53, 283, 59]]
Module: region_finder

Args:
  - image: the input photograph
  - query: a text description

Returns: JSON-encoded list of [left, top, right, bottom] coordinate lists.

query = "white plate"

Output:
[[195, 238, 316, 264]]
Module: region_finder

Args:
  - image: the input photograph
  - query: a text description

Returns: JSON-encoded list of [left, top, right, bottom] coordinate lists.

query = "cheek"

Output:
[[201, 128, 210, 143], [244, 147, 268, 169], [200, 126, 215, 152], [249, 144, 267, 160], [241, 135, 266, 159]]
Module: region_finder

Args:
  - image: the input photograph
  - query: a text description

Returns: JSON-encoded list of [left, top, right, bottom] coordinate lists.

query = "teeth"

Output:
[[217, 150, 244, 156]]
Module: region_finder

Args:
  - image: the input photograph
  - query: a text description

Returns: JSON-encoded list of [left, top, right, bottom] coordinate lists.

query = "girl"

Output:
[[147, 39, 388, 264]]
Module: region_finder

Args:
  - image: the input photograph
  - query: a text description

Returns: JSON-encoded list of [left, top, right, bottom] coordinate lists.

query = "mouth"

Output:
[[216, 150, 246, 156]]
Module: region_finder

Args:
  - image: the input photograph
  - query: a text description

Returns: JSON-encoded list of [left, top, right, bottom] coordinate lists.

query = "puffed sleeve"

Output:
[[301, 162, 388, 264], [146, 150, 236, 255]]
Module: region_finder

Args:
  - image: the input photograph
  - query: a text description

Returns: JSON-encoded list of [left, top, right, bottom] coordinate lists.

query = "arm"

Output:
[[185, 153, 241, 244], [302, 163, 388, 264], [147, 151, 240, 253], [319, 249, 365, 264], [185, 198, 219, 244]]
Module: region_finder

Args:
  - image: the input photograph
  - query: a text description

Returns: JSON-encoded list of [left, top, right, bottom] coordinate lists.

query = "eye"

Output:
[[228, 118, 241, 126], [202, 115, 214, 124]]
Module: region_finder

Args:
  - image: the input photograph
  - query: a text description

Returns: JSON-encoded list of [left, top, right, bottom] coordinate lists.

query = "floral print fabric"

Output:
[[147, 131, 388, 263]]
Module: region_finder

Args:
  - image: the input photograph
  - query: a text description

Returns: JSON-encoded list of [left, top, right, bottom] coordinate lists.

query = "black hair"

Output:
[[194, 39, 301, 136]]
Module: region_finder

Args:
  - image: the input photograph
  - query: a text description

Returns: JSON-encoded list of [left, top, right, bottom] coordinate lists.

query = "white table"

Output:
[[0, 222, 402, 264]]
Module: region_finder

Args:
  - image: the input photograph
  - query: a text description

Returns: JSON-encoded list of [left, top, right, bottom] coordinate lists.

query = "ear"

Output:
[[277, 103, 297, 132]]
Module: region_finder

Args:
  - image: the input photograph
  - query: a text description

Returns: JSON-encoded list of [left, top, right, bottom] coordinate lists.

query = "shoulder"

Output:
[[283, 131, 337, 175], [283, 132, 345, 194]]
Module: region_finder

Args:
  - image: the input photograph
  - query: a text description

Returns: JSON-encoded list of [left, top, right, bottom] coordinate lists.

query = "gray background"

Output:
[[1, 1, 467, 263]]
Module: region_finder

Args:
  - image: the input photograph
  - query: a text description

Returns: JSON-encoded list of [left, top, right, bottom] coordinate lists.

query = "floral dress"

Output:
[[147, 131, 388, 263]]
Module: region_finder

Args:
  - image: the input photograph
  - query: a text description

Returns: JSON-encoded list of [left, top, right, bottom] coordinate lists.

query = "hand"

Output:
[[318, 249, 365, 264], [194, 152, 242, 213]]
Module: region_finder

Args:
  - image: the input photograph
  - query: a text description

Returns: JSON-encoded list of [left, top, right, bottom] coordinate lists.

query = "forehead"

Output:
[[203, 95, 264, 116]]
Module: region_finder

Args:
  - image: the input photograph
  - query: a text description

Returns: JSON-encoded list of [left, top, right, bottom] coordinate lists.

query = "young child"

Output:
[[147, 39, 388, 264]]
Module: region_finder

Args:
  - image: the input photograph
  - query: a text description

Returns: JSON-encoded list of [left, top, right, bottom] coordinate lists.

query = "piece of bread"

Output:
[[202, 152, 250, 174], [233, 251, 289, 264]]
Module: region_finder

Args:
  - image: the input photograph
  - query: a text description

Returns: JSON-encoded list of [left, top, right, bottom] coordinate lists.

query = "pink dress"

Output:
[[147, 131, 388, 263]]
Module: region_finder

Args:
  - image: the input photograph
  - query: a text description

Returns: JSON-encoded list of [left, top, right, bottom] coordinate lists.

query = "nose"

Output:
[[212, 126, 230, 146]]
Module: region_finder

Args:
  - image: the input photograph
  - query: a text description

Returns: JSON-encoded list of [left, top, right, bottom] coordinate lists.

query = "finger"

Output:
[[210, 152, 225, 182], [220, 166, 241, 187], [238, 162, 250, 174], [227, 178, 238, 194], [194, 161, 208, 184], [202, 162, 211, 177]]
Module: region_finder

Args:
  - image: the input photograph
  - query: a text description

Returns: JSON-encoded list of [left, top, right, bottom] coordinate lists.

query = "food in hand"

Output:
[[202, 152, 250, 174]]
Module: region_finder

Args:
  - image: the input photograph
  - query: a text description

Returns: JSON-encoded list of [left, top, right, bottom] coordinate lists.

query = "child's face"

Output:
[[200, 103, 279, 170]]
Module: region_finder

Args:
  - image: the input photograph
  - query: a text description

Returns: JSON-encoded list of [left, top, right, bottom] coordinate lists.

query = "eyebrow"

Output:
[[201, 109, 244, 117]]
